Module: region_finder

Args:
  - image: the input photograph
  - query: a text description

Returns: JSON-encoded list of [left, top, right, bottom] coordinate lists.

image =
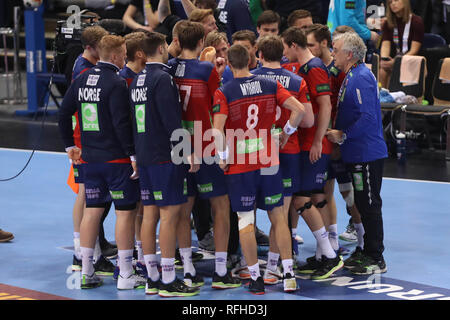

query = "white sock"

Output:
[[281, 259, 294, 276], [144, 254, 160, 282], [118, 249, 134, 278], [291, 228, 297, 238], [80, 247, 95, 276], [313, 227, 336, 259], [266, 251, 279, 272], [354, 223, 365, 249], [73, 232, 81, 260], [248, 262, 260, 281], [328, 224, 339, 251], [135, 241, 144, 263], [93, 237, 102, 263], [179, 247, 196, 276], [161, 258, 176, 284], [215, 251, 227, 277]]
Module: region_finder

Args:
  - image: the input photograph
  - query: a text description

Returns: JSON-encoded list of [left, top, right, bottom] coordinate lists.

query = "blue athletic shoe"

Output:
[[336, 246, 351, 256], [135, 261, 148, 278]]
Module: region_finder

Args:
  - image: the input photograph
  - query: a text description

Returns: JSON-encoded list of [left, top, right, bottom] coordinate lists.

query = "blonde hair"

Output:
[[386, 0, 412, 29], [205, 31, 228, 47], [189, 8, 214, 23], [97, 35, 126, 60]]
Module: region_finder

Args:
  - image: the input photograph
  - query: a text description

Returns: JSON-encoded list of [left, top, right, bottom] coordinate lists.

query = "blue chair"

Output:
[[422, 33, 447, 49]]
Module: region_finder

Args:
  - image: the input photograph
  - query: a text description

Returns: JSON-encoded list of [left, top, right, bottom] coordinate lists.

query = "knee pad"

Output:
[[315, 199, 328, 209], [344, 189, 355, 208], [339, 182, 353, 193], [297, 201, 313, 215], [237, 211, 255, 234]]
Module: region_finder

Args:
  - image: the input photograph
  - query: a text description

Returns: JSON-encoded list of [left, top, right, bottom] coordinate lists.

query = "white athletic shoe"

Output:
[[339, 223, 357, 242], [295, 234, 304, 244], [117, 274, 146, 290], [283, 273, 298, 292], [231, 260, 251, 280], [263, 267, 283, 285]]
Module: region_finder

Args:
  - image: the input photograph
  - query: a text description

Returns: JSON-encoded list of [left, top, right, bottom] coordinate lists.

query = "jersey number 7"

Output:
[[177, 84, 192, 112]]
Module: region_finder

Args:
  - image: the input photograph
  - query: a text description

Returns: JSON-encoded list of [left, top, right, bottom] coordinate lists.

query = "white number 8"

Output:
[[246, 104, 259, 130]]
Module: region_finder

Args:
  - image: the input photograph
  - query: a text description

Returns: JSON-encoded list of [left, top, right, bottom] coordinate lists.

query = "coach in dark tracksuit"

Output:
[[59, 35, 143, 290], [327, 32, 388, 275]]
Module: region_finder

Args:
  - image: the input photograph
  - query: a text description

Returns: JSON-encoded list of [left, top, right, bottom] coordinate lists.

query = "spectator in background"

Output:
[[249, 0, 266, 26], [266, 0, 323, 30], [287, 9, 314, 29], [189, 8, 218, 36], [327, 0, 380, 45], [379, 0, 424, 88], [256, 10, 281, 37], [122, 0, 160, 31], [216, 0, 257, 44]]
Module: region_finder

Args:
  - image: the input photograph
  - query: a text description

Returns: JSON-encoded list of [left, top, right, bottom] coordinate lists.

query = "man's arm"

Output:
[[158, 0, 172, 23], [212, 89, 230, 170], [180, 0, 197, 17]]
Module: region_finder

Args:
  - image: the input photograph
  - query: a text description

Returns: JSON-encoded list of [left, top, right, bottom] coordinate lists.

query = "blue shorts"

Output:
[[226, 167, 284, 212], [328, 157, 352, 185], [298, 151, 330, 194], [186, 161, 227, 199], [73, 164, 84, 184], [84, 163, 140, 209], [138, 162, 188, 207], [279, 153, 301, 197]]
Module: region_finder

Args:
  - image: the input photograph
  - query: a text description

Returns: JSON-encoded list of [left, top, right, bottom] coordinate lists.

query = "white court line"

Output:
[[1, 147, 450, 185], [0, 147, 65, 156]]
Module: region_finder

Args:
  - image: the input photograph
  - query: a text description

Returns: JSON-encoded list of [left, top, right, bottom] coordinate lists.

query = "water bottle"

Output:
[[396, 132, 406, 165]]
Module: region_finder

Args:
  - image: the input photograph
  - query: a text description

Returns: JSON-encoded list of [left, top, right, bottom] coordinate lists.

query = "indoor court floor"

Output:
[[1, 112, 450, 301]]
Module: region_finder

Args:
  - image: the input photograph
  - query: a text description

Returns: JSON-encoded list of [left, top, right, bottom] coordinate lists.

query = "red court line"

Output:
[[0, 284, 72, 300]]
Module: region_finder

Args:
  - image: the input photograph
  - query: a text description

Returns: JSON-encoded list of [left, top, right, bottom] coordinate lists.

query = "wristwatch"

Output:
[[338, 133, 347, 145]]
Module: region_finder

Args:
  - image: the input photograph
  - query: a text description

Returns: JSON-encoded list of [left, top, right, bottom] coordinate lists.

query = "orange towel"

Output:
[[400, 55, 426, 86], [67, 165, 79, 194], [439, 58, 450, 83]]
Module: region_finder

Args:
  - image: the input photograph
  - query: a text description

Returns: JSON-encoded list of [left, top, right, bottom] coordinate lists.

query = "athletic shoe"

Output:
[[117, 274, 146, 290], [295, 234, 304, 244], [158, 278, 200, 297], [344, 246, 364, 269], [233, 266, 251, 280], [248, 276, 265, 295], [292, 253, 299, 270], [311, 255, 344, 280], [81, 273, 103, 289], [296, 256, 322, 274], [212, 271, 241, 289], [175, 249, 204, 269], [113, 266, 120, 280], [100, 241, 117, 259], [135, 261, 147, 277], [184, 273, 204, 287], [72, 255, 82, 271], [283, 273, 297, 292], [0, 229, 14, 242], [145, 278, 160, 295], [350, 256, 387, 275], [198, 230, 215, 252], [255, 227, 269, 246], [339, 223, 357, 242], [94, 255, 115, 276], [226, 254, 241, 270], [336, 246, 351, 256], [263, 267, 282, 285]]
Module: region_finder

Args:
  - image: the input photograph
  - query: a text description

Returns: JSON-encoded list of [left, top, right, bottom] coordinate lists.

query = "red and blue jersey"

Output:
[[213, 75, 292, 175], [327, 60, 347, 125], [251, 67, 310, 154], [119, 64, 138, 87], [167, 58, 221, 157], [298, 57, 333, 155]]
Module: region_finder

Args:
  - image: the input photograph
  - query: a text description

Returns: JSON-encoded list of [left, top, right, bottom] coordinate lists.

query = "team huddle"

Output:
[[58, 17, 380, 297]]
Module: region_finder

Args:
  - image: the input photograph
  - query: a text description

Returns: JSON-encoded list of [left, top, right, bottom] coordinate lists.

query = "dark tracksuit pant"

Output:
[[347, 158, 385, 262]]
